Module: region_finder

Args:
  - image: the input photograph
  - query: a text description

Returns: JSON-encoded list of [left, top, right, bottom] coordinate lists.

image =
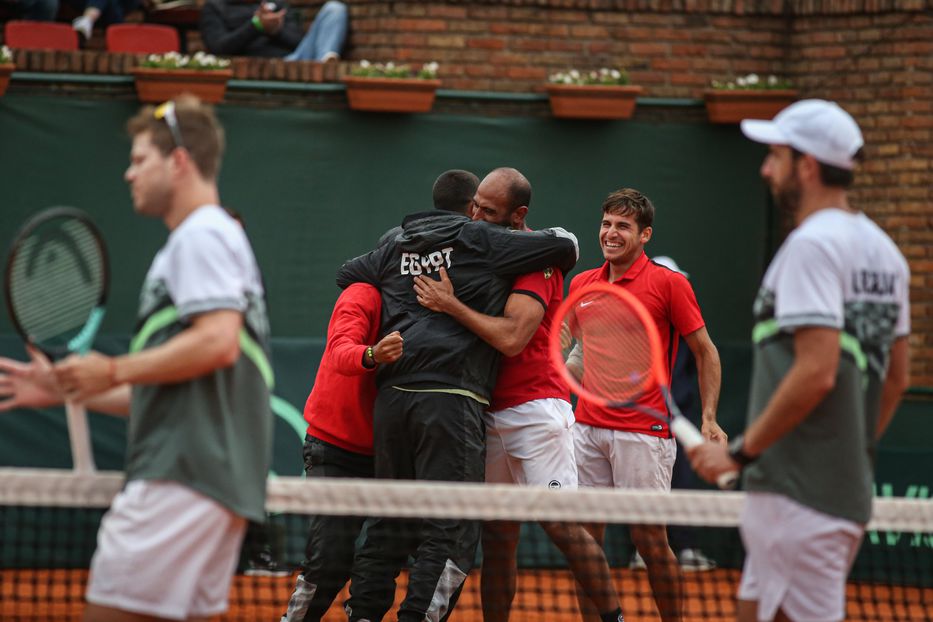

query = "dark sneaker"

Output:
[[245, 548, 290, 577]]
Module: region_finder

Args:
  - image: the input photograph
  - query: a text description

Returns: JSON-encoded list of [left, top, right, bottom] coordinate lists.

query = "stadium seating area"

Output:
[[0, 0, 337, 81]]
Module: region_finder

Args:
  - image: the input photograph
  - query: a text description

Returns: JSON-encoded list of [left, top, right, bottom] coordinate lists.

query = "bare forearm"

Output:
[[695, 345, 721, 424], [876, 337, 910, 440], [114, 324, 238, 387], [876, 386, 906, 441], [86, 384, 132, 416], [443, 298, 526, 357]]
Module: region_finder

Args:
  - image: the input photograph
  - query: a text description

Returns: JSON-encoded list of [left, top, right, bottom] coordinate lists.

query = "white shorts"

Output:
[[738, 492, 864, 622], [485, 398, 578, 489], [573, 423, 675, 490], [86, 479, 248, 620]]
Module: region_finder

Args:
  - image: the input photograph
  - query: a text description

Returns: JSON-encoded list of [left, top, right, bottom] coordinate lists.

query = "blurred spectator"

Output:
[[200, 0, 347, 61], [4, 0, 59, 21], [65, 0, 139, 40]]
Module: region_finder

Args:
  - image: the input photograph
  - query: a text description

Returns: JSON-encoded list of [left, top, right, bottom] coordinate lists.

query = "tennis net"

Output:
[[2, 468, 931, 621]]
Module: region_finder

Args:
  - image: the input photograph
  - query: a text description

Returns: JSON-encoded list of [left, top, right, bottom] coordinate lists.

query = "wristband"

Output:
[[364, 346, 375, 368], [251, 14, 265, 32], [728, 435, 757, 468]]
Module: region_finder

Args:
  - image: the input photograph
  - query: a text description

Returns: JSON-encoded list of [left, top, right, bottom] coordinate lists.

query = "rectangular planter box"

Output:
[[343, 77, 441, 113], [546, 84, 643, 120], [132, 67, 232, 104], [704, 90, 798, 124]]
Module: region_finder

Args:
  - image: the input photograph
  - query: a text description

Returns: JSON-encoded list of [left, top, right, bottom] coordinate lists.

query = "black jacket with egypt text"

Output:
[[335, 211, 578, 400]]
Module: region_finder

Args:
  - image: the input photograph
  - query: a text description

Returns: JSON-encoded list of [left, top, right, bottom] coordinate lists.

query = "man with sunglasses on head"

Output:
[[0, 95, 273, 622]]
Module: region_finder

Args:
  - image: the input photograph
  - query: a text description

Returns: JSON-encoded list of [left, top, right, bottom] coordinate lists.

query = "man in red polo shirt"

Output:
[[413, 167, 624, 622], [567, 187, 725, 622]]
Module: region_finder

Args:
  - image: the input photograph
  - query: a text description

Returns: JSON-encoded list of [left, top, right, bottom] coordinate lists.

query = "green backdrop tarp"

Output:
[[0, 94, 769, 341]]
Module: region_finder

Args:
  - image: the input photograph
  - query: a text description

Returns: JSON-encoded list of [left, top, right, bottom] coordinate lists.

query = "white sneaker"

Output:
[[72, 16, 93, 40], [677, 548, 716, 572], [628, 551, 647, 570]]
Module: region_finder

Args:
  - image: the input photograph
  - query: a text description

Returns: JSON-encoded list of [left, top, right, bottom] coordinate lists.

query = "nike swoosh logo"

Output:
[[580, 300, 594, 307]]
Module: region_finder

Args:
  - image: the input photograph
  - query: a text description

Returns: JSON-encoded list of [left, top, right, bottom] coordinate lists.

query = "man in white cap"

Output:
[[688, 100, 911, 622]]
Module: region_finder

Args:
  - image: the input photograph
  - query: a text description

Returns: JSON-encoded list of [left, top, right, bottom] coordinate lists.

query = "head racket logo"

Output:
[[548, 480, 562, 489], [25, 225, 95, 284]]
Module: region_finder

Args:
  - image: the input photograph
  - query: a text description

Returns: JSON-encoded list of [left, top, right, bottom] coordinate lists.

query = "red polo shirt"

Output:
[[491, 267, 571, 411], [304, 283, 381, 455], [568, 253, 705, 437]]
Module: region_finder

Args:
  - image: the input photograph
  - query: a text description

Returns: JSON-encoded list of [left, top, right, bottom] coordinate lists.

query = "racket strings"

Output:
[[570, 291, 655, 403], [8, 219, 105, 346]]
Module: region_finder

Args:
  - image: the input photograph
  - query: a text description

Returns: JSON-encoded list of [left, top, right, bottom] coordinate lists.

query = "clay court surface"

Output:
[[2, 568, 931, 621]]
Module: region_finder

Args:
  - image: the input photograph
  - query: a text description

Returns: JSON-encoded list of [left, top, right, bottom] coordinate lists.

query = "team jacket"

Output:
[[303, 283, 381, 456], [335, 210, 579, 400]]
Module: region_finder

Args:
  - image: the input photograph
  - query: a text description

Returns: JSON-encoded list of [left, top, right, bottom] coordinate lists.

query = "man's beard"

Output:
[[772, 174, 801, 214]]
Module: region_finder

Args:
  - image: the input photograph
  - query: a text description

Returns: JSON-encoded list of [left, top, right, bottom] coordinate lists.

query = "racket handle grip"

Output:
[[669, 416, 703, 449], [670, 417, 738, 490], [65, 401, 96, 473], [716, 470, 739, 490]]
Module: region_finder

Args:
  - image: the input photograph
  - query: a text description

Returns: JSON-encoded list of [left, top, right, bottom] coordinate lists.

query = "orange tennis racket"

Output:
[[549, 281, 737, 489]]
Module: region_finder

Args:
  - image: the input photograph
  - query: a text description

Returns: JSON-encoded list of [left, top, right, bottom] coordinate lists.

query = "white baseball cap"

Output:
[[653, 255, 688, 278], [740, 99, 864, 170]]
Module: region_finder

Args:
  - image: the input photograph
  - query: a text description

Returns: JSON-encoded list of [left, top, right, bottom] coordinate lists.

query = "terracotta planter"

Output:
[[343, 77, 441, 113], [545, 84, 643, 120], [132, 67, 233, 104], [704, 89, 798, 124], [0, 63, 14, 97]]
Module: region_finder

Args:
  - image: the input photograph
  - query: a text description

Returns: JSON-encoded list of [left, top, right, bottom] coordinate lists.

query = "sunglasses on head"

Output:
[[154, 101, 185, 150]]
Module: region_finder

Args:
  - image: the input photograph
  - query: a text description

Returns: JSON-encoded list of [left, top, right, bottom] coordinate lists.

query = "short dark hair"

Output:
[[126, 94, 225, 180], [433, 169, 480, 214], [791, 147, 861, 189], [602, 188, 654, 230]]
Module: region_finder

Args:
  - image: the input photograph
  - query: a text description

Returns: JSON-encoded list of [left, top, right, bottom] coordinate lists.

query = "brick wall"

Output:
[[786, 8, 933, 385], [344, 1, 792, 95]]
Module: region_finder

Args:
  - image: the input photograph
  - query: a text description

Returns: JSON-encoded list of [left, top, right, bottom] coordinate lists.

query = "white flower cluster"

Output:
[[548, 67, 628, 86], [712, 73, 792, 90], [143, 51, 231, 71], [351, 60, 440, 80], [0, 45, 12, 64], [419, 61, 440, 79]]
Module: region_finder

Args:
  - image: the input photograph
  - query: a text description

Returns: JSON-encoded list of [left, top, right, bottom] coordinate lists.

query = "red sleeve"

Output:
[[668, 273, 705, 337], [328, 283, 381, 376], [511, 269, 553, 310]]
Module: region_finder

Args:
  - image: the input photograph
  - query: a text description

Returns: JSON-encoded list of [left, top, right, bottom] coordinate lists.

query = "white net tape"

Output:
[[1, 468, 931, 532]]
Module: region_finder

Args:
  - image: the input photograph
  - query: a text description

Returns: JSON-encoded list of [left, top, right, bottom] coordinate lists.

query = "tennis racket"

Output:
[[4, 207, 110, 473], [549, 281, 737, 489]]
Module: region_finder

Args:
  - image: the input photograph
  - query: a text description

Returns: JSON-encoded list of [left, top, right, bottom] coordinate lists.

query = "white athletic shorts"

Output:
[[573, 422, 676, 490], [738, 492, 864, 622], [485, 398, 578, 489], [86, 479, 248, 620]]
